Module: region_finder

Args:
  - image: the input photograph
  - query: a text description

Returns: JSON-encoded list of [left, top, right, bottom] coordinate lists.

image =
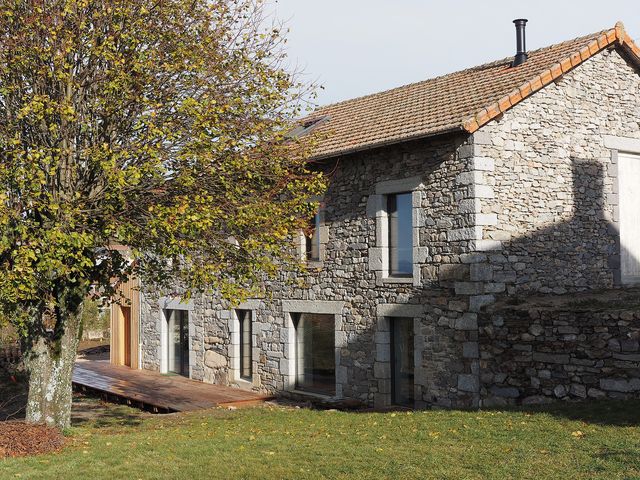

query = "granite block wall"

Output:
[[138, 46, 640, 409], [140, 133, 488, 409], [471, 48, 640, 296], [479, 289, 640, 405]]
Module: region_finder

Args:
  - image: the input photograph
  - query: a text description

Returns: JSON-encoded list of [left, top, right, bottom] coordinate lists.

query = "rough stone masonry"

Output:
[[139, 46, 640, 409]]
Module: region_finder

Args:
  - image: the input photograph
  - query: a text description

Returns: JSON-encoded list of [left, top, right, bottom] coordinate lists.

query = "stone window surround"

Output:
[[296, 208, 329, 267], [281, 300, 345, 399], [367, 176, 428, 287], [373, 303, 424, 409], [603, 135, 640, 286], [157, 296, 195, 376], [228, 299, 262, 388]]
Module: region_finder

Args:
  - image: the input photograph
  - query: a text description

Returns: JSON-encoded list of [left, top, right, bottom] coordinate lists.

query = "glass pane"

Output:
[[294, 313, 335, 395], [179, 310, 189, 377], [166, 309, 189, 377], [239, 310, 252, 379], [388, 193, 413, 276], [166, 310, 178, 374], [306, 213, 321, 261], [392, 318, 415, 407]]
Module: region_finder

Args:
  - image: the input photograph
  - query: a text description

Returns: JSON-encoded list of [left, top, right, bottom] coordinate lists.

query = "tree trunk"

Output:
[[23, 307, 82, 429]]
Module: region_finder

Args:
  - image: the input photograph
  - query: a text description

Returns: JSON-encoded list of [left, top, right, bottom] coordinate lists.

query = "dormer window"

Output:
[[286, 115, 330, 139]]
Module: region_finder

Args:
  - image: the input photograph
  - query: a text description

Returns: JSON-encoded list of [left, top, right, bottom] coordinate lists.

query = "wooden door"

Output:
[[122, 306, 132, 367], [619, 153, 640, 284]]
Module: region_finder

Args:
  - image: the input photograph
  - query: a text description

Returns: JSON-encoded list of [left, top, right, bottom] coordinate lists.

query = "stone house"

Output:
[[112, 21, 640, 408]]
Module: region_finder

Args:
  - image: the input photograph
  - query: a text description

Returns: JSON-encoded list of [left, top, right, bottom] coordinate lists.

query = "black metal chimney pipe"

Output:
[[512, 19, 528, 67]]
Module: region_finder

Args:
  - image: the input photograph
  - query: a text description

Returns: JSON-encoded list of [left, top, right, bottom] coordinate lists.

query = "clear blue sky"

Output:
[[267, 0, 639, 108]]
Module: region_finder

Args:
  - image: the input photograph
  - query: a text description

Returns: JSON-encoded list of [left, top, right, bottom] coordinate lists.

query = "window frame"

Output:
[[158, 296, 194, 376], [298, 202, 328, 266], [386, 192, 414, 278], [367, 176, 426, 286], [229, 303, 260, 386], [281, 300, 345, 399], [238, 309, 253, 381], [389, 316, 415, 407], [374, 303, 423, 409], [305, 211, 322, 262], [292, 312, 336, 396]]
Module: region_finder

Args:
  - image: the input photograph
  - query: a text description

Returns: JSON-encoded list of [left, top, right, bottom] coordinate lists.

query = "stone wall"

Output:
[[138, 45, 640, 410], [140, 132, 489, 409], [479, 288, 640, 405], [472, 47, 640, 296]]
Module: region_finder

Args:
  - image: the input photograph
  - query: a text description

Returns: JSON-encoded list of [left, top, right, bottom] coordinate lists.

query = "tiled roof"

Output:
[[305, 22, 640, 160]]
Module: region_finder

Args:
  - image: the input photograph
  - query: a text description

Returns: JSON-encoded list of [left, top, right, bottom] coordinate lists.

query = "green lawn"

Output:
[[2, 399, 640, 479]]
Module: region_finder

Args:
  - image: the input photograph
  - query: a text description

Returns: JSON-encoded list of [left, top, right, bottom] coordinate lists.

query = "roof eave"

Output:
[[308, 125, 466, 161]]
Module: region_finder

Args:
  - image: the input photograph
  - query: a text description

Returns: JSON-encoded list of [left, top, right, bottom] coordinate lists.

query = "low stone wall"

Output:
[[479, 288, 640, 406]]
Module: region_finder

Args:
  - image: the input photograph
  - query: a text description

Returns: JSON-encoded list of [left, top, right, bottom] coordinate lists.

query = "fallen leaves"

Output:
[[0, 421, 65, 458]]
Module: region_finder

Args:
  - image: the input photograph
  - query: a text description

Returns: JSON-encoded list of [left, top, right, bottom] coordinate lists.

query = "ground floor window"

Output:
[[293, 313, 335, 395], [165, 309, 189, 377], [391, 317, 414, 406], [237, 309, 252, 380]]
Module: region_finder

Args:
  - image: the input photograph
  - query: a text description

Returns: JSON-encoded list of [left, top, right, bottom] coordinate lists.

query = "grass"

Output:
[[1, 399, 640, 479]]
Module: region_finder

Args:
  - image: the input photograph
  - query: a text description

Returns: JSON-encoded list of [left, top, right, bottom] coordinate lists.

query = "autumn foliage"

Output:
[[0, 0, 323, 428]]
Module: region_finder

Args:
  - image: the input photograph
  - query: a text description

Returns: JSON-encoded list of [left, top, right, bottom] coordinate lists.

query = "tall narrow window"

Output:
[[387, 192, 413, 276], [237, 309, 252, 380], [293, 313, 335, 395], [391, 317, 415, 407], [305, 212, 322, 261], [166, 309, 189, 377]]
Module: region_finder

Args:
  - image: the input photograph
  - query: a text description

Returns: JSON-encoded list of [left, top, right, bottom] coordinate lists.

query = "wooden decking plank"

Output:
[[72, 360, 273, 412]]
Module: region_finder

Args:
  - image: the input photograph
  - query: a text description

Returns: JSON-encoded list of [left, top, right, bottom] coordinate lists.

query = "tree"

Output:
[[0, 0, 323, 429]]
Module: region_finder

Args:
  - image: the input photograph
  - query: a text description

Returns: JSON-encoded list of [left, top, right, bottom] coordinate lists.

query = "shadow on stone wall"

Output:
[[487, 157, 622, 295], [476, 157, 640, 408]]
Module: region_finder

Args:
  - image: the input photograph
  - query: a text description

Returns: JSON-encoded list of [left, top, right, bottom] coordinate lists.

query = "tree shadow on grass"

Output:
[[494, 399, 640, 427], [71, 393, 147, 428]]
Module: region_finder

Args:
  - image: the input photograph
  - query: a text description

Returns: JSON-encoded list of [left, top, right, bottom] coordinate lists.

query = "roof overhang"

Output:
[[309, 125, 465, 161]]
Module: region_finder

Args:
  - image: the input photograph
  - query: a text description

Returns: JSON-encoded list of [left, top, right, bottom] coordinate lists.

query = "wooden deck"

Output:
[[72, 359, 273, 413]]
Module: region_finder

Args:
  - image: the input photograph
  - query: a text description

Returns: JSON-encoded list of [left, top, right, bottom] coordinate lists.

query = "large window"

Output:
[[391, 317, 414, 407], [166, 309, 189, 377], [293, 313, 335, 395], [387, 192, 413, 276], [237, 309, 252, 380]]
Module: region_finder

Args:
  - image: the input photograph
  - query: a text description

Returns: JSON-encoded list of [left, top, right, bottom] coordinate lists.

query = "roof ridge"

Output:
[[309, 28, 613, 115]]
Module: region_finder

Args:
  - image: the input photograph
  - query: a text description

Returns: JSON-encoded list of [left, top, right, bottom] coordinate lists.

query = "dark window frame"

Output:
[[305, 212, 322, 262], [165, 309, 189, 377], [292, 312, 336, 396], [238, 309, 252, 381], [390, 317, 415, 407], [387, 192, 413, 277]]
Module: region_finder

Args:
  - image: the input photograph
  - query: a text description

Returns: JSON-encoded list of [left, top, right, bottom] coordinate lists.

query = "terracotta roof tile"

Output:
[[304, 22, 640, 160]]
